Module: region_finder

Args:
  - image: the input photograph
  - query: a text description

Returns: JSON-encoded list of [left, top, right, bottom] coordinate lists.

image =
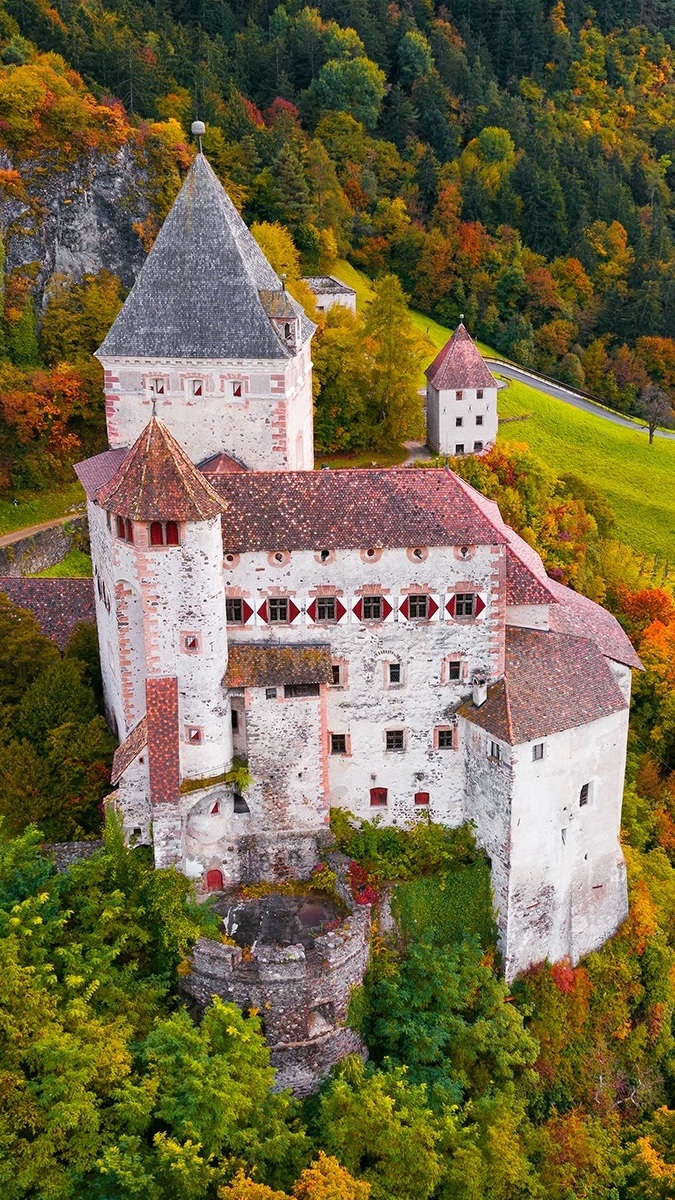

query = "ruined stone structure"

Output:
[[68, 151, 640, 984]]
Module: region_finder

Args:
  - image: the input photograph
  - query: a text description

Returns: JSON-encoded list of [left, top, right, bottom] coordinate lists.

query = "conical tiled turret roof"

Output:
[[96, 416, 225, 522], [97, 153, 314, 361], [426, 322, 496, 390]]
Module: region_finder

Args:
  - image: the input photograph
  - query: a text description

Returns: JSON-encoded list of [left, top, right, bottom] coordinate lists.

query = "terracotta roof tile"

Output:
[[214, 468, 507, 553], [111, 716, 147, 784], [146, 677, 180, 804], [96, 416, 225, 521], [224, 643, 333, 687], [75, 448, 128, 499], [506, 545, 558, 605], [426, 323, 497, 391], [459, 628, 628, 744], [199, 451, 248, 475], [547, 579, 642, 669], [0, 577, 95, 647]]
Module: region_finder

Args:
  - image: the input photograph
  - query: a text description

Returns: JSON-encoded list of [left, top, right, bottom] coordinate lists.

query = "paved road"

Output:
[[486, 359, 675, 441], [0, 513, 74, 550]]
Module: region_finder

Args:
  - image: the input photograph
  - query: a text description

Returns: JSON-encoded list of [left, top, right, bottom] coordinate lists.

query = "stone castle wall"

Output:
[[0, 516, 87, 576]]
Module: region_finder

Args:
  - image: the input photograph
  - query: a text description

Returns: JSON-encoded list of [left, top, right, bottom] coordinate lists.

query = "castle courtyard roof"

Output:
[[96, 153, 314, 362], [459, 627, 628, 745], [213, 468, 508, 552], [95, 416, 225, 522], [547, 578, 642, 669], [224, 643, 333, 688], [0, 577, 95, 647], [426, 322, 497, 391]]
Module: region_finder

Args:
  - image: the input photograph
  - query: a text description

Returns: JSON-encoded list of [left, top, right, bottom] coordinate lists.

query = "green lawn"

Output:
[[497, 377, 675, 561], [0, 482, 85, 537], [33, 549, 93, 578]]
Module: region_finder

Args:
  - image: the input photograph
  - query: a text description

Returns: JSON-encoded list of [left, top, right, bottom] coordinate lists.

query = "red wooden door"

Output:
[[205, 869, 224, 891]]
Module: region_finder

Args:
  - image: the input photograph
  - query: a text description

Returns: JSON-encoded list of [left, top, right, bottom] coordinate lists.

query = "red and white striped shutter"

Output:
[[335, 598, 347, 623], [474, 593, 488, 619], [288, 599, 302, 626], [382, 597, 395, 623], [241, 599, 254, 626], [306, 599, 317, 625], [352, 597, 363, 623], [445, 593, 456, 619], [257, 600, 268, 626], [427, 595, 440, 622], [399, 596, 410, 621]]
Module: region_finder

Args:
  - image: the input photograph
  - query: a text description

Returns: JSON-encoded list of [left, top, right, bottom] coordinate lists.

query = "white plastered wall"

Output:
[[426, 384, 498, 456]]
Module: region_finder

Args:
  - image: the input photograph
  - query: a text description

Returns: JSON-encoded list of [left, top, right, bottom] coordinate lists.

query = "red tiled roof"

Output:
[[426, 323, 497, 391], [224, 642, 333, 687], [547, 579, 642, 669], [111, 716, 147, 784], [0, 577, 95, 647], [96, 417, 225, 522], [199, 451, 248, 475], [146, 677, 180, 804], [75, 448, 128, 499], [214, 468, 508, 552], [459, 628, 628, 744]]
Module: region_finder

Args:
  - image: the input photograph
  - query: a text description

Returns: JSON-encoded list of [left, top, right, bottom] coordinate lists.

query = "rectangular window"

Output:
[[284, 683, 320, 698], [476, 414, 484, 425], [331, 664, 342, 686], [473, 441, 483, 452], [455, 390, 463, 400], [386, 730, 405, 751], [226, 598, 243, 624], [477, 389, 483, 399], [455, 416, 463, 427], [370, 787, 388, 806], [265, 687, 277, 699], [362, 595, 382, 621], [231, 709, 239, 731], [533, 743, 544, 761], [489, 741, 501, 761], [317, 596, 336, 622], [186, 726, 202, 744], [189, 378, 203, 397], [455, 444, 465, 455], [437, 728, 455, 749], [232, 381, 243, 398], [447, 661, 461, 681], [388, 662, 401, 684], [149, 377, 165, 395], [414, 791, 430, 806], [579, 782, 590, 807], [268, 598, 289, 623], [408, 594, 428, 619], [455, 593, 475, 617], [331, 733, 347, 754]]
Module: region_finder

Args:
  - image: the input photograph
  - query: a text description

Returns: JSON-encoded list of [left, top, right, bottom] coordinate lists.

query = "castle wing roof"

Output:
[[111, 716, 148, 784], [459, 628, 628, 744], [96, 416, 225, 522], [97, 153, 314, 361], [426, 323, 497, 391], [547, 578, 642, 669], [224, 643, 333, 687], [0, 577, 95, 647], [213, 468, 508, 552]]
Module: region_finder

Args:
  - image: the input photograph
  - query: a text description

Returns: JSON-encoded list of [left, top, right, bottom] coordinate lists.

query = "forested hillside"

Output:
[[1, 0, 675, 484]]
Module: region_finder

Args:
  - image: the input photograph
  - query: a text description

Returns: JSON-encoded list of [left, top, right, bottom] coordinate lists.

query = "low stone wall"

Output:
[[42, 840, 104, 872], [0, 516, 88, 576]]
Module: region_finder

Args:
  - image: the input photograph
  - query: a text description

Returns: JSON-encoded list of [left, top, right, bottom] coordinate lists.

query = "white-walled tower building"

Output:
[[426, 322, 498, 455]]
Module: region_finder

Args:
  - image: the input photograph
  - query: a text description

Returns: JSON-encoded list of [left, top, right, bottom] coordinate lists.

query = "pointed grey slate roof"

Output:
[[97, 154, 314, 361]]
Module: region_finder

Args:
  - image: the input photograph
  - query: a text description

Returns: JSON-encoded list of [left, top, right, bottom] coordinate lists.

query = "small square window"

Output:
[[370, 787, 388, 806], [533, 743, 544, 761], [268, 598, 288, 623], [477, 389, 483, 399], [388, 662, 401, 684], [455, 416, 463, 427], [232, 381, 243, 398], [579, 782, 590, 807], [331, 733, 347, 755], [386, 730, 404, 751], [455, 593, 475, 617], [231, 709, 239, 731], [149, 377, 165, 395], [317, 596, 336, 621], [447, 661, 461, 681], [414, 791, 430, 805], [438, 729, 455, 749], [489, 741, 501, 761], [408, 594, 428, 619], [473, 441, 483, 452], [189, 378, 203, 397], [265, 687, 277, 699], [363, 595, 382, 621], [226, 598, 243, 624], [476, 414, 484, 425], [455, 444, 465, 455], [455, 390, 463, 401], [186, 726, 202, 744], [184, 634, 199, 652], [331, 664, 342, 686]]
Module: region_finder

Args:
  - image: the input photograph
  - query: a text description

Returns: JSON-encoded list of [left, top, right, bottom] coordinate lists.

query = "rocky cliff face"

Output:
[[0, 142, 153, 297]]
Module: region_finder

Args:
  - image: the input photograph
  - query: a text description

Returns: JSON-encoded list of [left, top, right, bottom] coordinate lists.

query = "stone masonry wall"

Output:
[[0, 516, 87, 576]]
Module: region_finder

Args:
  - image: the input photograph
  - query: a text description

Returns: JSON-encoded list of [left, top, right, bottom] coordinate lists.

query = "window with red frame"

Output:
[[370, 787, 388, 806], [149, 521, 180, 547], [414, 791, 430, 805], [116, 516, 134, 543]]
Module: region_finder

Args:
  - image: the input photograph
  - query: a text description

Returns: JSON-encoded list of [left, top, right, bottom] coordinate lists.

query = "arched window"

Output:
[[125, 519, 134, 543], [148, 521, 180, 547], [116, 515, 125, 539], [150, 521, 164, 546], [205, 869, 223, 891], [166, 521, 179, 545]]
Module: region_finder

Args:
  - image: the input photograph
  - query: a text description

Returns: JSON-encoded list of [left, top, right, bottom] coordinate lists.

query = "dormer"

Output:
[[259, 288, 300, 353]]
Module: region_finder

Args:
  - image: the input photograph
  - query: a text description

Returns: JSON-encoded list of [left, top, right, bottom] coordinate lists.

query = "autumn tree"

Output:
[[637, 383, 674, 444], [362, 274, 425, 449]]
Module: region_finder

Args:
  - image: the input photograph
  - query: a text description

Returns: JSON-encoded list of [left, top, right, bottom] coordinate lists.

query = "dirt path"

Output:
[[0, 514, 74, 550]]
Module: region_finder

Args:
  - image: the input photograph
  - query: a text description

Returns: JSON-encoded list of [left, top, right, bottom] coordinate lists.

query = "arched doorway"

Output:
[[205, 869, 224, 891]]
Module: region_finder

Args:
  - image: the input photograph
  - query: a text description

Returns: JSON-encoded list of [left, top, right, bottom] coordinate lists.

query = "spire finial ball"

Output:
[[459, 313, 465, 321], [191, 120, 206, 137]]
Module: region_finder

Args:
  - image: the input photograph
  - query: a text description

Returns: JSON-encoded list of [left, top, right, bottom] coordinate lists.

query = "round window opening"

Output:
[[320, 548, 330, 561], [366, 548, 376, 559], [413, 548, 424, 560], [275, 552, 285, 563], [460, 545, 470, 558]]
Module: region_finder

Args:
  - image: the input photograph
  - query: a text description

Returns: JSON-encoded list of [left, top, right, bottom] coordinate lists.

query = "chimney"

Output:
[[472, 674, 487, 707]]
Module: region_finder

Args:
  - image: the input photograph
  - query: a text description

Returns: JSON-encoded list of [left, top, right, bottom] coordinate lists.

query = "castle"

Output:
[[70, 151, 637, 982]]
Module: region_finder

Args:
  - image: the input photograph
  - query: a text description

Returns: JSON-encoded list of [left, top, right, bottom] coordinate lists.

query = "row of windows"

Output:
[[329, 727, 456, 754], [226, 592, 482, 625], [113, 515, 180, 547], [454, 389, 485, 400], [255, 658, 462, 692], [455, 442, 484, 454], [148, 377, 243, 399], [455, 415, 484, 427], [370, 788, 431, 806]]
